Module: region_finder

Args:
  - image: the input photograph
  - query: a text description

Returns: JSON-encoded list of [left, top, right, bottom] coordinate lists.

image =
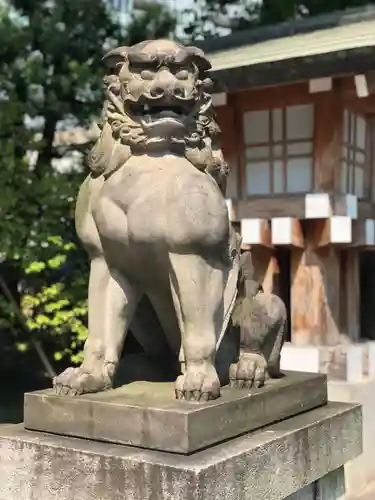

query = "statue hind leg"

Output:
[[169, 252, 224, 402], [229, 250, 287, 389], [229, 290, 287, 390]]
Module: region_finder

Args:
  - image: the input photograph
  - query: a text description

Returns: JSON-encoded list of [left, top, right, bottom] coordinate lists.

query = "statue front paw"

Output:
[[175, 362, 220, 402], [53, 362, 115, 396], [229, 352, 268, 390]]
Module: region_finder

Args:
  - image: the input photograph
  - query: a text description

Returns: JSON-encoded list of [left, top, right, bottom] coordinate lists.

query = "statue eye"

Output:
[[140, 69, 155, 80], [175, 69, 189, 80]]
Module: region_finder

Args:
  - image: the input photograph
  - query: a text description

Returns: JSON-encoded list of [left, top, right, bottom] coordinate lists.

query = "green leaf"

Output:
[[54, 352, 63, 361], [44, 299, 70, 312], [63, 242, 76, 251], [47, 236, 63, 247], [26, 318, 39, 330], [16, 342, 28, 352], [25, 261, 46, 274], [21, 294, 40, 309], [47, 254, 67, 269], [35, 314, 51, 327]]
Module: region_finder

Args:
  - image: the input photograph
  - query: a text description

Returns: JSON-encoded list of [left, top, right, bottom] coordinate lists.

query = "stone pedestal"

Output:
[[24, 371, 327, 453], [0, 403, 361, 500], [0, 371, 363, 500]]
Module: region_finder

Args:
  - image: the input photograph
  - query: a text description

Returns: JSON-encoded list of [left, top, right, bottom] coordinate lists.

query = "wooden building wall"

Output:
[[217, 77, 375, 346]]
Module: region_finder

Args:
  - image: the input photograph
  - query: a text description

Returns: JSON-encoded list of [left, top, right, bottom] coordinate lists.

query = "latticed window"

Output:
[[341, 110, 369, 199], [243, 104, 314, 196]]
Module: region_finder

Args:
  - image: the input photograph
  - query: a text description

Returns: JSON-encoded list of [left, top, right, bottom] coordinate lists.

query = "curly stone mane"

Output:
[[87, 40, 229, 192]]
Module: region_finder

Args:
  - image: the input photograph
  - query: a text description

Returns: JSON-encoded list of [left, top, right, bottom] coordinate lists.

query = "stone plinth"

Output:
[[24, 371, 327, 454], [0, 403, 362, 500]]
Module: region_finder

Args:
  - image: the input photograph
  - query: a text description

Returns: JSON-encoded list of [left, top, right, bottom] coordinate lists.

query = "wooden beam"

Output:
[[241, 218, 272, 247], [350, 219, 375, 248], [212, 92, 227, 107], [311, 217, 375, 248], [343, 250, 360, 341], [236, 193, 362, 220], [354, 74, 369, 98], [353, 72, 375, 99], [271, 217, 304, 248], [309, 77, 332, 94], [341, 74, 375, 113], [215, 104, 239, 200], [226, 92, 246, 200], [311, 217, 352, 247], [305, 193, 358, 219], [290, 246, 341, 345]]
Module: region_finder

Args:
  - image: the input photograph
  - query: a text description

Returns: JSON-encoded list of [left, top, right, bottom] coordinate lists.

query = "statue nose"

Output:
[[149, 84, 186, 99], [149, 85, 165, 98], [149, 70, 186, 99]]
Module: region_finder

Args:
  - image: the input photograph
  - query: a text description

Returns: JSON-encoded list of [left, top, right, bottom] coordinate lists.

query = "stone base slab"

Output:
[[0, 403, 361, 500], [24, 371, 327, 454]]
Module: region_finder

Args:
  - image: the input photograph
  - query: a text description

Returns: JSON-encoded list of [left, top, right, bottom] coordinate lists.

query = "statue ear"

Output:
[[102, 46, 129, 70], [185, 46, 212, 72]]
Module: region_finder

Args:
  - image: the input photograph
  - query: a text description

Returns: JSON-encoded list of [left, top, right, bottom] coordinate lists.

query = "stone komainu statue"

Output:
[[53, 40, 286, 401]]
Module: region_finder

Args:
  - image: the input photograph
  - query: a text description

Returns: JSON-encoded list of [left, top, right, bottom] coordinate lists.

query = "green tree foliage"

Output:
[[184, 0, 374, 40], [125, 4, 177, 45], [0, 0, 176, 377]]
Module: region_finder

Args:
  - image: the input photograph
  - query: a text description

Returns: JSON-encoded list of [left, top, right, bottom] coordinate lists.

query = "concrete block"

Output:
[[346, 345, 363, 382], [281, 344, 320, 373], [315, 467, 345, 500], [367, 341, 375, 377], [281, 343, 366, 382], [0, 403, 362, 500]]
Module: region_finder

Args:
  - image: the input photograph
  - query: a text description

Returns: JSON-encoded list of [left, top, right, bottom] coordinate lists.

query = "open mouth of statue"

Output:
[[137, 104, 185, 119]]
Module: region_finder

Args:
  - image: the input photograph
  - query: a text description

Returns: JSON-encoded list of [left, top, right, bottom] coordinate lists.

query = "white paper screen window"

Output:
[[243, 110, 269, 145], [244, 104, 314, 195], [341, 109, 368, 198]]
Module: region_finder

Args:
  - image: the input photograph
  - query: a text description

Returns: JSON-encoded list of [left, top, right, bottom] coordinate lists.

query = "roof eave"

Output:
[[210, 46, 375, 93]]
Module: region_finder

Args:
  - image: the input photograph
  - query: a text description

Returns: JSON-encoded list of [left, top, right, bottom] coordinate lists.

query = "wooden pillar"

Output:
[[290, 245, 341, 346], [251, 247, 279, 294], [340, 249, 360, 341], [215, 104, 239, 199], [313, 86, 342, 191]]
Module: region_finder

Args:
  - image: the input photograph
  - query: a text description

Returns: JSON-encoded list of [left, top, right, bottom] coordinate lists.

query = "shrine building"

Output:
[[200, 6, 375, 351]]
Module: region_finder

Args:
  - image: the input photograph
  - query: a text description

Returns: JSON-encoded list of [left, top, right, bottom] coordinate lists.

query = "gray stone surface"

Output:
[[0, 403, 362, 500], [285, 468, 345, 500], [316, 467, 345, 500], [52, 39, 287, 403], [24, 371, 327, 453], [286, 484, 315, 500]]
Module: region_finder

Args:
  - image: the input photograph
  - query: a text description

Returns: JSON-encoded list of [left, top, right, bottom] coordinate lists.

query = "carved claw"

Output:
[[229, 353, 268, 390], [175, 363, 220, 402], [53, 363, 115, 396]]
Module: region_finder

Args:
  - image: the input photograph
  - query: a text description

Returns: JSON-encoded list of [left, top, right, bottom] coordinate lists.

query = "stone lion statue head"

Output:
[[88, 39, 228, 192]]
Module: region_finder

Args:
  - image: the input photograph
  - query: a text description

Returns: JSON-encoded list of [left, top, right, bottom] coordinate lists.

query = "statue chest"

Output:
[[91, 154, 229, 255]]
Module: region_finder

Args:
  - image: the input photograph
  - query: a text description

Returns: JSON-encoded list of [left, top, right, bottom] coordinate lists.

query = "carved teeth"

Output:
[[144, 105, 150, 112]]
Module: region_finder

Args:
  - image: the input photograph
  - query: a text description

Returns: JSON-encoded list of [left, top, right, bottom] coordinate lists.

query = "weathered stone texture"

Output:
[[0, 403, 362, 500]]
